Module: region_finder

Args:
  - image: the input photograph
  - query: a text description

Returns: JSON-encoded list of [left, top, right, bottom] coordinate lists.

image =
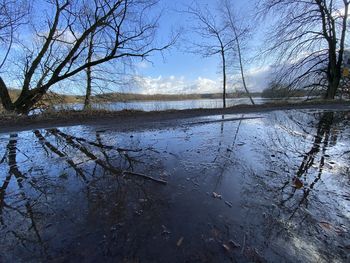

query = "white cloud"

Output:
[[136, 61, 150, 69], [244, 66, 272, 92], [333, 7, 349, 18], [195, 77, 219, 93], [132, 75, 221, 94], [55, 30, 78, 43], [131, 67, 273, 95]]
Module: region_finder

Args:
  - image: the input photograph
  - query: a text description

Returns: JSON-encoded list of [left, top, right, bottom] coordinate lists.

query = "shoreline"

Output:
[[1, 101, 350, 133]]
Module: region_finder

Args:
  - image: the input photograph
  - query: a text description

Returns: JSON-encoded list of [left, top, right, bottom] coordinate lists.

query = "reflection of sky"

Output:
[[0, 110, 349, 262]]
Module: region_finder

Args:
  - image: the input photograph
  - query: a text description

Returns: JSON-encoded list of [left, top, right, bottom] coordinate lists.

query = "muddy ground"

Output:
[[1, 101, 349, 133]]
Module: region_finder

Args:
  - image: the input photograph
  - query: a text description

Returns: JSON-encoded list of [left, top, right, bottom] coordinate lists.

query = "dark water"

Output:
[[0, 110, 349, 262]]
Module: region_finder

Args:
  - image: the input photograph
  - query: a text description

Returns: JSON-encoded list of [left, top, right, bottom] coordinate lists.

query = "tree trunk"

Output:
[[0, 77, 14, 111], [84, 65, 92, 110], [84, 33, 94, 110], [234, 31, 255, 105], [325, 51, 341, 100], [14, 89, 47, 114], [325, 77, 340, 99], [0, 75, 48, 114], [221, 50, 227, 109]]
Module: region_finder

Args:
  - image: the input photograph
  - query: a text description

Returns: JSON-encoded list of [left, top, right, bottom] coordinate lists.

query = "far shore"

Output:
[[1, 100, 349, 133]]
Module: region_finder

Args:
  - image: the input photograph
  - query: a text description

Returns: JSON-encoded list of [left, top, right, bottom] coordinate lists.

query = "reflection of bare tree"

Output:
[[0, 129, 167, 261], [239, 111, 350, 263], [47, 128, 164, 183], [49, 128, 123, 175], [0, 134, 46, 255], [259, 111, 350, 225], [280, 112, 334, 213], [34, 130, 88, 182], [0, 135, 16, 224], [54, 129, 145, 169], [212, 115, 244, 192], [296, 112, 334, 178]]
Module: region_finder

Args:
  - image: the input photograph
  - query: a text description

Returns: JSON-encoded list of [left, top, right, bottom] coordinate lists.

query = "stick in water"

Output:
[[123, 171, 167, 185]]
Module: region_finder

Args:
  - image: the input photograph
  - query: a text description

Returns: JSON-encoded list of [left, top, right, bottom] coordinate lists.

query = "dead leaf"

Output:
[[292, 177, 303, 189], [319, 221, 332, 230]]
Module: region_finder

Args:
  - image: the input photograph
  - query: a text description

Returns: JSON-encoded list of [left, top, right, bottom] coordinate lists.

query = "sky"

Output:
[[0, 0, 274, 95], [123, 0, 273, 95]]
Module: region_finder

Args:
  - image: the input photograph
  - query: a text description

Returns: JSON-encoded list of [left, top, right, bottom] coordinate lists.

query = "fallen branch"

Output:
[[117, 148, 143, 152], [122, 171, 167, 185]]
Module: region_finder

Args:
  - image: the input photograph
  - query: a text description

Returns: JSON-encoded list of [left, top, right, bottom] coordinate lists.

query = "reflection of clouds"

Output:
[[1, 112, 349, 262], [290, 236, 324, 262]]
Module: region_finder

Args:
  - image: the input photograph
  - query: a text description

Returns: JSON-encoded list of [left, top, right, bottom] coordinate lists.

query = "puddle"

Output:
[[0, 110, 349, 262]]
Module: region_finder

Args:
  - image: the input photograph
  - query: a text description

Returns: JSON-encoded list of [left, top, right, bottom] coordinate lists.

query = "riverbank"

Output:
[[1, 100, 350, 133]]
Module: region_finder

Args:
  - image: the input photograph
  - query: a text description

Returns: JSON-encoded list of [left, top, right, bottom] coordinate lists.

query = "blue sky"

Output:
[[128, 0, 272, 95], [1, 0, 273, 95]]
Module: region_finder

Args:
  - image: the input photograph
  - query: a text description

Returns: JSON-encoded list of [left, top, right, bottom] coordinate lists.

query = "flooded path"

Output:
[[0, 109, 349, 262]]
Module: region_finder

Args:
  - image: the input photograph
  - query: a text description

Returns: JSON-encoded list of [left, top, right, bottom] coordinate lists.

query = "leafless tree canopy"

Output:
[[184, 0, 255, 108], [0, 0, 28, 69], [220, 0, 255, 105], [258, 0, 349, 98], [0, 0, 173, 113], [184, 2, 230, 108]]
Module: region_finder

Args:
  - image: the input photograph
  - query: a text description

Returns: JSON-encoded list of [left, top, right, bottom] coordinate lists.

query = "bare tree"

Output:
[[258, 0, 350, 99], [221, 0, 255, 105], [184, 3, 230, 108], [0, 0, 28, 70], [84, 30, 95, 110], [0, 0, 174, 114]]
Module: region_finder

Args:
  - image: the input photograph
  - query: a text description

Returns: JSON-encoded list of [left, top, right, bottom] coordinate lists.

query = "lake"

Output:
[[0, 109, 349, 262], [57, 97, 307, 112]]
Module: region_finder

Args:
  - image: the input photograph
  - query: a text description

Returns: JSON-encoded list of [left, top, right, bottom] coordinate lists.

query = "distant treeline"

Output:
[[0, 90, 265, 110], [7, 88, 322, 106], [94, 91, 262, 102], [8, 90, 263, 105], [261, 83, 323, 98], [7, 89, 81, 105]]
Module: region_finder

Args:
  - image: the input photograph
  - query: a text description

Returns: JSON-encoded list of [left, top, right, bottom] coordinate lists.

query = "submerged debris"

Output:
[[223, 239, 241, 252], [222, 243, 231, 252], [177, 237, 184, 247], [161, 225, 171, 236], [212, 192, 222, 199], [228, 240, 240, 248], [225, 201, 233, 208]]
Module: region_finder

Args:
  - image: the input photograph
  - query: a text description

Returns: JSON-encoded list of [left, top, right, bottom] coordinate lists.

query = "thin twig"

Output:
[[241, 233, 246, 254], [122, 171, 167, 185]]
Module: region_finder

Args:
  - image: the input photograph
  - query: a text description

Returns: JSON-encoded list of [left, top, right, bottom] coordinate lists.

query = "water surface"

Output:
[[57, 97, 306, 112], [0, 109, 349, 262]]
